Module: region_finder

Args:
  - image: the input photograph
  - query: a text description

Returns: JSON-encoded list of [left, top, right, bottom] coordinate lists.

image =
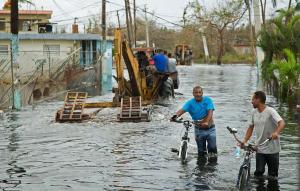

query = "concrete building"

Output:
[[0, 6, 113, 109], [0, 9, 52, 33]]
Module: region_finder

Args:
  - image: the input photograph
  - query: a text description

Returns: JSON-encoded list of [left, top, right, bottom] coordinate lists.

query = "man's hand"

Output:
[[239, 140, 246, 149], [170, 115, 178, 122], [200, 122, 209, 128], [271, 131, 279, 140]]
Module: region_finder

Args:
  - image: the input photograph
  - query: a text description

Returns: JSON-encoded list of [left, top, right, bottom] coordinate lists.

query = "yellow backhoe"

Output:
[[56, 29, 175, 122]]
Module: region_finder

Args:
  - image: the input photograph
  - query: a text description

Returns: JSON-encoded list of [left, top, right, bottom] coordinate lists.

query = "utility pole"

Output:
[[145, 4, 149, 47], [128, 0, 134, 47], [133, 0, 137, 47], [246, 0, 256, 61], [116, 10, 120, 28], [253, 0, 264, 90], [100, 0, 107, 95], [101, 0, 106, 40], [124, 0, 133, 47], [11, 0, 21, 110], [183, 7, 187, 27]]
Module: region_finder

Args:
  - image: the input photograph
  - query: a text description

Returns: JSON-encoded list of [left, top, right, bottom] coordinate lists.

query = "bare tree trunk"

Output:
[[263, 0, 267, 23], [259, 0, 266, 25], [288, 0, 292, 10], [286, 0, 293, 24], [217, 30, 224, 65]]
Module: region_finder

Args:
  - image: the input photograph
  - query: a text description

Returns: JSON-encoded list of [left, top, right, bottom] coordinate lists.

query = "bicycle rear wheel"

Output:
[[238, 168, 249, 190], [180, 141, 188, 162]]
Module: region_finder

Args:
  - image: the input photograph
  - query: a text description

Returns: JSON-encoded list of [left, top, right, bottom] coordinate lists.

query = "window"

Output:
[[0, 45, 9, 55], [0, 19, 5, 31], [43, 44, 60, 56]]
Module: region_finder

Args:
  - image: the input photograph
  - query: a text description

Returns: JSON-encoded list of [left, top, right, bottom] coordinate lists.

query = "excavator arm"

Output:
[[114, 29, 125, 96], [114, 28, 142, 97]]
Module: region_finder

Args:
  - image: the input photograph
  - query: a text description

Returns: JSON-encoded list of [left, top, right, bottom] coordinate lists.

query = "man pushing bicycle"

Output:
[[171, 86, 217, 159], [241, 91, 285, 178]]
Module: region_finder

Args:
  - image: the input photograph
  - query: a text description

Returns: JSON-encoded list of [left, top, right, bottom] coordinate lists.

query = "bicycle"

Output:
[[227, 126, 271, 190], [171, 118, 194, 163]]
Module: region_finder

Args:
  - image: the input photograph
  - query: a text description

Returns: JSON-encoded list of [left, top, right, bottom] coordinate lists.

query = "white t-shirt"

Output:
[[168, 58, 177, 73], [250, 106, 283, 154]]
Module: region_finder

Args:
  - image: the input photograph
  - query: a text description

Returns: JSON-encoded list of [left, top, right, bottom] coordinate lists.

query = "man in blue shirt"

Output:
[[153, 51, 168, 73], [171, 86, 217, 158]]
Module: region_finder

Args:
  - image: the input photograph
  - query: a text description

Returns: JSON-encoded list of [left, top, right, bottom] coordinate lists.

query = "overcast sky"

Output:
[[0, 0, 290, 30]]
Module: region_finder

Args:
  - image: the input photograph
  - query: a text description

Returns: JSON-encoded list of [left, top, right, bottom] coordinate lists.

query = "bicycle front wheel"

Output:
[[180, 141, 188, 162], [238, 168, 249, 190]]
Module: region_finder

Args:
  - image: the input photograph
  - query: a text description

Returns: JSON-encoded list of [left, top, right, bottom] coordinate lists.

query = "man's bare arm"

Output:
[[271, 120, 285, 140], [242, 125, 254, 143], [202, 110, 213, 123], [176, 109, 185, 117]]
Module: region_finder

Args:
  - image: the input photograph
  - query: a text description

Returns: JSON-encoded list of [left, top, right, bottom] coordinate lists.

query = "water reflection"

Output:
[[1, 112, 25, 190], [253, 176, 280, 191], [189, 156, 218, 190]]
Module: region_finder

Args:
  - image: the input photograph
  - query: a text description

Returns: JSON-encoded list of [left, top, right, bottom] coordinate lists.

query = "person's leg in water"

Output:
[[254, 153, 267, 177], [195, 128, 208, 157], [207, 126, 217, 162], [197, 154, 208, 169], [266, 153, 279, 178]]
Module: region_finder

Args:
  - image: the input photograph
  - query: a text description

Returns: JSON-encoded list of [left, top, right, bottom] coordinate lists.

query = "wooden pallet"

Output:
[[59, 92, 88, 121], [118, 96, 151, 122]]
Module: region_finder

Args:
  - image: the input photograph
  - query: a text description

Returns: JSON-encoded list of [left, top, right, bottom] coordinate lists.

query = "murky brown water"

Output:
[[0, 64, 299, 190]]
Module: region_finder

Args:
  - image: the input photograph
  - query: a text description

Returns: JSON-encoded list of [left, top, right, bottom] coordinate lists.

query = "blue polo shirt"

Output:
[[153, 54, 168, 72], [182, 96, 215, 120]]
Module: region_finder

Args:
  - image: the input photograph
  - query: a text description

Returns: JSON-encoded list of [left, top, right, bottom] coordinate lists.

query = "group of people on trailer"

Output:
[[135, 49, 179, 89], [171, 86, 285, 180]]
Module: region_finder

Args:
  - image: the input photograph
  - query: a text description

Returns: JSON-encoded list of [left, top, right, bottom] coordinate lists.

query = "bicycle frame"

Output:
[[172, 119, 193, 161], [178, 121, 191, 159], [227, 126, 271, 190], [236, 145, 254, 188]]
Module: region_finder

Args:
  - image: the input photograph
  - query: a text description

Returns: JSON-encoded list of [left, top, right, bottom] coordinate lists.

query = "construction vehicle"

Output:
[[113, 29, 175, 121], [56, 29, 175, 122], [174, 44, 193, 65]]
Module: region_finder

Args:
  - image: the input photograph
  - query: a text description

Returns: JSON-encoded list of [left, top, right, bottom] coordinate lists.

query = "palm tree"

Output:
[[269, 49, 300, 99]]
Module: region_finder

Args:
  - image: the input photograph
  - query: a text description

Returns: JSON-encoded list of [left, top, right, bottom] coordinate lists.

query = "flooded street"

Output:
[[0, 64, 299, 190]]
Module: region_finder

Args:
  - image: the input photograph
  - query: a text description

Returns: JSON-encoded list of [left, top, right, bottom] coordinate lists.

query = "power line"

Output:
[[52, 8, 125, 23], [105, 0, 184, 28], [51, 0, 102, 20]]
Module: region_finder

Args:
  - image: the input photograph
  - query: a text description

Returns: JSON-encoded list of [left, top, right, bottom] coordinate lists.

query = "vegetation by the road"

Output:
[[194, 54, 255, 64], [258, 3, 300, 103]]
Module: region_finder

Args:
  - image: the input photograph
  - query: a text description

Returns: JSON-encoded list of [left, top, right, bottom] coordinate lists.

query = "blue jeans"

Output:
[[194, 126, 217, 156]]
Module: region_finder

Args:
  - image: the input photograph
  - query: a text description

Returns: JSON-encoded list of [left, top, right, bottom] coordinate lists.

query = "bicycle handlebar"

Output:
[[171, 118, 194, 127], [226, 126, 272, 151], [258, 137, 272, 146]]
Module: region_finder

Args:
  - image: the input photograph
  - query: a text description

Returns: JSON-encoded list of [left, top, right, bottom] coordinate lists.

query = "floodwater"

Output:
[[0, 64, 299, 191]]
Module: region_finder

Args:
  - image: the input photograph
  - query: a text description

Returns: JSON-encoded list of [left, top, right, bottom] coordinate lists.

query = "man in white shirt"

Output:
[[241, 91, 285, 178], [167, 53, 179, 89]]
